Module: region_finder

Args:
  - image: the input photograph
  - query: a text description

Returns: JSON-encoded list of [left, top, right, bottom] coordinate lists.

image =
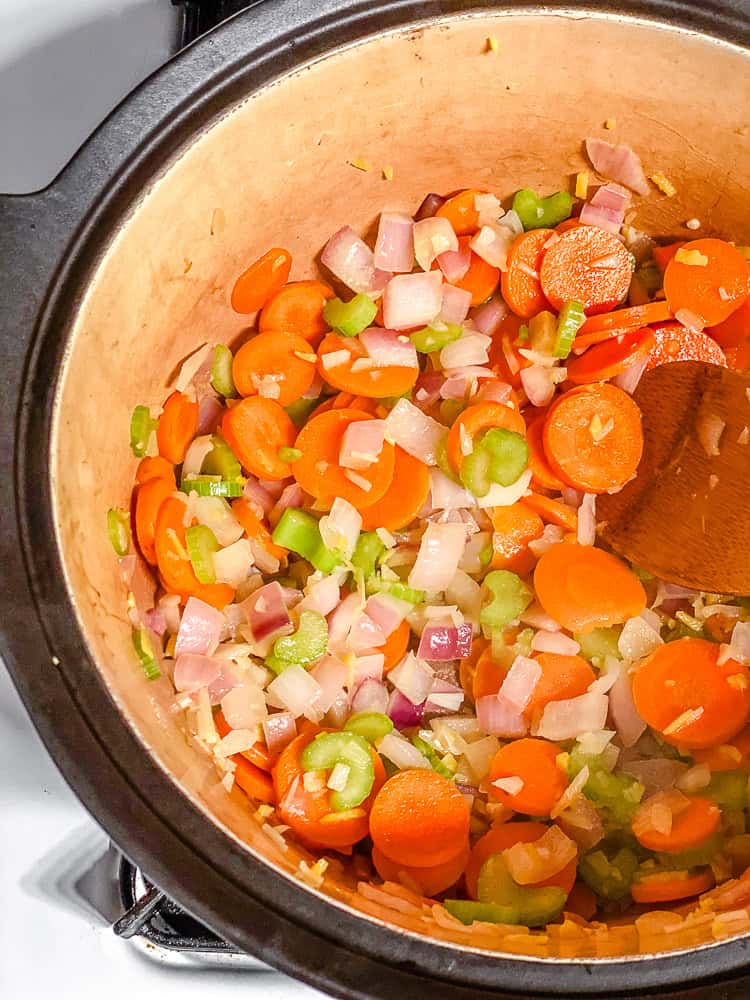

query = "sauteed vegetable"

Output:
[[112, 145, 750, 927]]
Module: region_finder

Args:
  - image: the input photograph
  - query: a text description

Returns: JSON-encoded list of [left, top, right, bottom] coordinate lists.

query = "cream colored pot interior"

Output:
[[53, 9, 750, 961]]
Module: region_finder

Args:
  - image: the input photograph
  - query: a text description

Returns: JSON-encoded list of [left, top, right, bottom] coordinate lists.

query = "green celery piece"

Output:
[[705, 771, 748, 811], [202, 435, 242, 481], [439, 398, 465, 426], [365, 575, 425, 605], [512, 188, 573, 231], [210, 344, 236, 398], [568, 749, 644, 825], [477, 854, 567, 926], [300, 731, 375, 810], [344, 711, 394, 743], [185, 524, 219, 583], [575, 627, 622, 664], [579, 847, 639, 901], [479, 543, 493, 569], [655, 833, 723, 869], [352, 531, 386, 579], [460, 427, 529, 497], [528, 310, 557, 354], [411, 322, 463, 354], [130, 405, 156, 458], [285, 396, 320, 428], [132, 627, 161, 681], [107, 509, 131, 556], [266, 610, 328, 674], [435, 435, 461, 484], [272, 508, 342, 573], [555, 300, 586, 359], [480, 570, 532, 631], [180, 475, 244, 498], [412, 735, 454, 779], [443, 899, 521, 925], [322, 293, 377, 337]]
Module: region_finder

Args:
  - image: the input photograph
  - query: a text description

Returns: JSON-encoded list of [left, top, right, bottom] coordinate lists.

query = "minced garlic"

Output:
[[651, 172, 677, 197]]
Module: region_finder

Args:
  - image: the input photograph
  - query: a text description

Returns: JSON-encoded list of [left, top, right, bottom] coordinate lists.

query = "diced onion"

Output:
[[174, 597, 224, 657], [531, 630, 581, 655], [476, 694, 527, 737], [374, 212, 415, 273], [498, 656, 542, 713], [382, 270, 443, 330], [536, 691, 609, 740], [319, 496, 362, 560], [385, 398, 446, 465], [220, 683, 268, 729], [267, 665, 324, 721], [389, 652, 435, 705], [413, 217, 459, 271], [409, 521, 467, 592], [618, 615, 663, 661], [213, 538, 255, 588], [378, 731, 431, 769]]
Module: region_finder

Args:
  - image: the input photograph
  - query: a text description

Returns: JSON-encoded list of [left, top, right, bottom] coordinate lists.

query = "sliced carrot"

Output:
[[653, 241, 686, 273], [259, 279, 334, 345], [473, 646, 508, 700], [360, 447, 430, 531], [691, 743, 745, 773], [489, 738, 569, 817], [274, 732, 385, 850], [520, 493, 578, 533], [565, 881, 598, 920], [487, 312, 533, 389], [539, 225, 632, 314], [575, 300, 673, 342], [534, 542, 646, 633], [135, 455, 175, 484], [369, 769, 470, 868], [542, 384, 643, 494], [135, 475, 176, 566], [663, 238, 749, 327], [435, 188, 485, 236], [631, 868, 714, 904], [556, 218, 583, 234], [633, 796, 721, 853], [372, 843, 470, 898], [378, 618, 411, 673], [292, 409, 395, 508], [460, 637, 489, 704], [154, 496, 235, 608], [709, 298, 750, 350], [631, 638, 750, 750], [231, 497, 287, 562], [317, 332, 419, 399], [501, 229, 554, 318], [231, 247, 292, 315], [231, 330, 316, 406], [215, 710, 276, 771], [566, 327, 655, 385], [646, 321, 727, 371], [490, 502, 544, 575], [527, 653, 596, 716], [526, 417, 565, 492], [308, 392, 379, 420], [452, 236, 500, 306], [156, 391, 199, 465], [232, 755, 276, 804], [221, 396, 296, 481], [446, 401, 526, 473], [465, 822, 577, 901]]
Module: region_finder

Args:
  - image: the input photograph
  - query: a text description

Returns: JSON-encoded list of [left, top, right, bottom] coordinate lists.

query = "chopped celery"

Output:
[[352, 531, 386, 579], [185, 524, 219, 583], [439, 398, 465, 426], [529, 311, 557, 354], [322, 293, 377, 337], [579, 847, 639, 901], [285, 396, 320, 428], [554, 300, 585, 359], [129, 405, 156, 458], [365, 575, 425, 605], [266, 610, 328, 674], [210, 344, 236, 398], [476, 854, 567, 926], [568, 749, 644, 825], [107, 509, 131, 556], [460, 427, 529, 497], [272, 508, 342, 573], [180, 475, 244, 498], [132, 627, 161, 681], [202, 435, 242, 481], [278, 446, 302, 463], [435, 435, 461, 483], [655, 833, 723, 869], [300, 731, 375, 810], [512, 188, 573, 231], [480, 571, 533, 631], [479, 543, 493, 569], [444, 899, 519, 925], [705, 771, 748, 811], [344, 711, 394, 743], [411, 322, 462, 354], [575, 627, 622, 664], [412, 735, 454, 779]]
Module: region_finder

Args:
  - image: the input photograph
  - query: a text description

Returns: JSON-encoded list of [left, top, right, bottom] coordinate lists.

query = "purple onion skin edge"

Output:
[[415, 192, 446, 221]]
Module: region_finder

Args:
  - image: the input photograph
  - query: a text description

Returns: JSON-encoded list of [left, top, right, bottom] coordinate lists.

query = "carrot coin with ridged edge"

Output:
[[501, 228, 554, 318], [540, 224, 633, 314], [646, 322, 727, 371]]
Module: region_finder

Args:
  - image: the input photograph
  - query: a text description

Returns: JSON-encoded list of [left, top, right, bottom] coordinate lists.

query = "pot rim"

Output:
[[3, 2, 750, 995]]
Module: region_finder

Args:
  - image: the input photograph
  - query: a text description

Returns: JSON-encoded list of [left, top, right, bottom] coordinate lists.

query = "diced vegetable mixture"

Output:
[[113, 142, 750, 929]]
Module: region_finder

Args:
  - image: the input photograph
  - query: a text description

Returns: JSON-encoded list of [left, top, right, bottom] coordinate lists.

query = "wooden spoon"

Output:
[[597, 361, 750, 594]]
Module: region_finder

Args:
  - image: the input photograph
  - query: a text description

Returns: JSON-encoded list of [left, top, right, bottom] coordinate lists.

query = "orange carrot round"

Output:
[[520, 492, 579, 533], [575, 300, 673, 342], [663, 239, 749, 327], [472, 646, 508, 701], [631, 868, 714, 904], [378, 618, 412, 673], [435, 188, 485, 235], [446, 401, 526, 473], [232, 330, 317, 406], [490, 502, 544, 575], [292, 409, 395, 508], [156, 390, 199, 465], [527, 653, 596, 716], [633, 796, 721, 853], [526, 416, 565, 492], [369, 769, 470, 868], [135, 455, 175, 485], [215, 710, 276, 771], [542, 384, 643, 494], [465, 821, 577, 900], [317, 333, 419, 399], [360, 447, 430, 531], [540, 225, 633, 314], [534, 542, 646, 633], [231, 497, 287, 563], [646, 322, 727, 371], [259, 279, 334, 345], [631, 638, 750, 750], [709, 298, 750, 350], [154, 496, 234, 608], [487, 312, 532, 389], [452, 236, 500, 306], [566, 328, 655, 385], [501, 229, 554, 318], [221, 396, 296, 481], [489, 738, 569, 817], [135, 475, 176, 566], [372, 843, 470, 898], [231, 247, 292, 315]]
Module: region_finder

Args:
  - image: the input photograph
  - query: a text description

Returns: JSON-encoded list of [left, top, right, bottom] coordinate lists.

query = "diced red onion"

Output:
[[144, 607, 166, 637], [220, 682, 266, 728], [382, 270, 443, 330], [119, 554, 156, 618], [379, 731, 431, 769], [263, 712, 297, 754], [520, 603, 562, 631], [387, 689, 425, 729], [498, 656, 542, 713], [241, 581, 291, 642], [470, 223, 514, 269], [267, 665, 324, 722], [374, 212, 414, 273], [242, 476, 275, 517], [351, 677, 389, 714], [520, 364, 557, 407], [498, 209, 524, 237], [440, 332, 491, 369], [174, 596, 224, 657], [475, 193, 502, 226], [182, 435, 216, 477], [440, 284, 472, 325], [390, 652, 435, 705], [347, 613, 387, 654], [175, 343, 212, 393], [580, 183, 630, 235], [477, 380, 513, 405], [409, 521, 467, 592], [365, 593, 411, 638], [675, 307, 706, 334], [725, 621, 750, 665], [439, 374, 469, 400], [310, 656, 348, 715], [561, 487, 582, 508], [577, 493, 597, 546], [206, 665, 238, 706], [413, 371, 443, 408], [350, 653, 385, 687], [621, 757, 688, 796], [384, 398, 445, 465], [531, 631, 581, 655], [415, 192, 446, 221], [609, 667, 646, 747], [257, 478, 288, 500], [321, 225, 389, 297], [417, 623, 473, 660], [319, 496, 362, 561], [413, 217, 459, 271], [213, 538, 255, 589], [327, 592, 361, 648], [197, 394, 223, 434], [339, 418, 386, 471], [585, 138, 650, 196], [360, 327, 418, 369], [298, 575, 341, 617], [528, 523, 565, 557], [618, 615, 663, 661], [612, 355, 648, 395], [268, 483, 303, 528], [472, 296, 508, 337], [476, 694, 527, 737], [174, 653, 221, 693], [536, 692, 609, 740], [425, 678, 465, 714], [437, 242, 471, 283]]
